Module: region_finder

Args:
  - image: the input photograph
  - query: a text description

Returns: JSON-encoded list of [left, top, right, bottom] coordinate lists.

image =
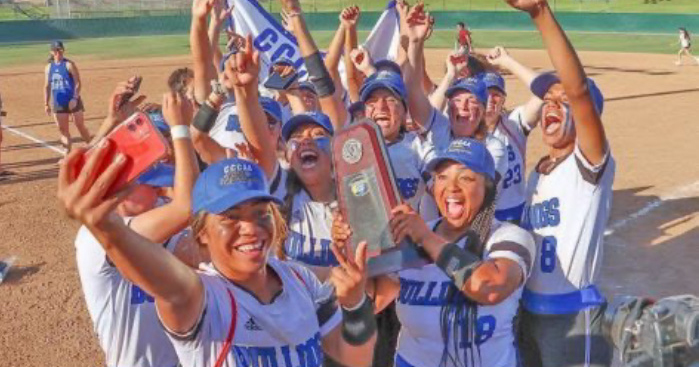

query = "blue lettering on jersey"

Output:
[[253, 28, 307, 79], [285, 230, 338, 267], [226, 114, 241, 132], [398, 279, 497, 347], [522, 197, 560, 230], [233, 332, 323, 367], [130, 284, 155, 305], [396, 178, 420, 200]]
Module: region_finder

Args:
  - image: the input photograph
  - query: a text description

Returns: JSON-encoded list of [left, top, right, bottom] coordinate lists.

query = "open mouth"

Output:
[[299, 148, 319, 169], [233, 241, 264, 255], [444, 197, 466, 219], [543, 112, 562, 135]]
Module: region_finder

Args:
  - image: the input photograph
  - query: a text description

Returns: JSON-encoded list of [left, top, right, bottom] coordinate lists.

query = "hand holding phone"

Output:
[[79, 112, 168, 197], [264, 69, 299, 91], [116, 76, 143, 110]]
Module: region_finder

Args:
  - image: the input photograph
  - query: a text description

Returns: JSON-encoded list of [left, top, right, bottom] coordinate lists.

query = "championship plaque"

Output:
[[332, 119, 428, 277]]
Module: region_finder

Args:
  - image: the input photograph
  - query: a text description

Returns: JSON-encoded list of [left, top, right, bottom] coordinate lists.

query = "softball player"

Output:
[[43, 40, 91, 152], [478, 47, 545, 223], [676, 27, 699, 66], [75, 91, 199, 367], [503, 1, 615, 366], [0, 91, 10, 180], [334, 138, 535, 367], [58, 153, 377, 367]]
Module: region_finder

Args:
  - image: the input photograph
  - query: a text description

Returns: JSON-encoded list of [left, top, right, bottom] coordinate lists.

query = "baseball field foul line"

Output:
[[1, 123, 67, 155], [605, 180, 699, 237]]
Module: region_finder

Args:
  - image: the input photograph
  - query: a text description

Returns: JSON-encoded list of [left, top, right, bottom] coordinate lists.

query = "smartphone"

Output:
[[79, 112, 169, 197], [264, 70, 299, 91], [117, 76, 143, 110], [0, 111, 6, 117]]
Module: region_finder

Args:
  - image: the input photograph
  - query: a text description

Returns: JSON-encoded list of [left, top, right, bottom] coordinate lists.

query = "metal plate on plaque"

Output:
[[332, 119, 429, 276]]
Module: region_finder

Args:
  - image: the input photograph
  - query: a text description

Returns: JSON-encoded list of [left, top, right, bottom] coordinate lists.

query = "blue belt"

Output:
[[494, 202, 525, 223], [522, 285, 606, 315]]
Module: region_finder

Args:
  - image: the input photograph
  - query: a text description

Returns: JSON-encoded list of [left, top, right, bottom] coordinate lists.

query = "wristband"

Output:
[[170, 125, 191, 140], [341, 294, 376, 346], [192, 102, 219, 133], [435, 243, 482, 290], [303, 52, 335, 98]]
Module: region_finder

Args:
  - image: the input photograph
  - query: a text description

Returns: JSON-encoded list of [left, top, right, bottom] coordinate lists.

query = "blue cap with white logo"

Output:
[[425, 138, 496, 182], [137, 163, 175, 188], [373, 59, 402, 76], [446, 76, 488, 105], [482, 72, 506, 95], [147, 111, 170, 135], [530, 72, 604, 114], [359, 70, 408, 105], [192, 159, 282, 214], [259, 97, 283, 123], [281, 111, 334, 141]]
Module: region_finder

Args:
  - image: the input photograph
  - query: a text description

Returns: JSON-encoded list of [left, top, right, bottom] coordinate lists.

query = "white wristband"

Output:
[[170, 125, 191, 140]]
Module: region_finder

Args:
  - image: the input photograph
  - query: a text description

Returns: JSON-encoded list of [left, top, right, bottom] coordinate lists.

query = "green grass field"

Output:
[[2, 0, 698, 21], [0, 29, 681, 69]]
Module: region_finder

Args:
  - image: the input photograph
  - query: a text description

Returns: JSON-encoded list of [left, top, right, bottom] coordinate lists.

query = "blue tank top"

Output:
[[48, 59, 75, 106]]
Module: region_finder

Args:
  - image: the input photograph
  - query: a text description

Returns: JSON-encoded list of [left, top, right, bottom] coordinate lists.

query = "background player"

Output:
[[43, 40, 91, 152], [676, 27, 699, 65], [0, 90, 10, 180], [504, 0, 616, 366], [456, 22, 473, 54]]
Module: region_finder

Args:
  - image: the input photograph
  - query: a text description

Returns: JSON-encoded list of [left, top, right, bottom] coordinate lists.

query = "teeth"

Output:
[[236, 243, 262, 253]]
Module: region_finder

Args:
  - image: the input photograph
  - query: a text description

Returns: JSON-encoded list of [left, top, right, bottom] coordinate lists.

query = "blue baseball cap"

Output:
[[446, 76, 488, 105], [281, 111, 334, 141], [482, 72, 506, 95], [137, 163, 175, 188], [297, 81, 317, 95], [373, 59, 402, 76], [192, 159, 282, 214], [359, 70, 408, 105], [50, 40, 64, 51], [425, 138, 496, 182], [530, 72, 604, 114], [259, 97, 283, 123]]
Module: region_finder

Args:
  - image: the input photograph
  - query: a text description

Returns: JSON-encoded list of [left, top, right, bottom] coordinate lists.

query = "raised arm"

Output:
[[429, 52, 467, 111], [487, 46, 543, 130], [208, 0, 231, 77], [281, 0, 346, 130], [129, 92, 200, 244], [508, 0, 607, 164], [342, 7, 362, 102], [403, 3, 436, 131], [223, 34, 278, 179], [90, 77, 147, 145], [191, 0, 217, 104], [57, 143, 204, 335]]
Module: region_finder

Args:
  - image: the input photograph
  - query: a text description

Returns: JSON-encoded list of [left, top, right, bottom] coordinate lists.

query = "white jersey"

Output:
[[680, 32, 691, 48], [522, 144, 615, 314], [386, 131, 435, 211], [395, 221, 535, 367], [284, 189, 338, 268], [163, 259, 341, 367], [490, 107, 531, 222], [209, 102, 247, 153], [75, 223, 181, 367]]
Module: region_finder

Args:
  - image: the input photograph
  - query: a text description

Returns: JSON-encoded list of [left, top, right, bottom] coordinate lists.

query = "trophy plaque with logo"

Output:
[[332, 119, 428, 276]]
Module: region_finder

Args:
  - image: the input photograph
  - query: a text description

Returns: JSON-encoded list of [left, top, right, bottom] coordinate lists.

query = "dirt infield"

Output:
[[0, 49, 697, 366]]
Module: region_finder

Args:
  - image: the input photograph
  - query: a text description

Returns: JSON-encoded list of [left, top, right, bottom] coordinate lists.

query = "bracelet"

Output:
[[192, 102, 219, 133], [341, 294, 376, 346], [435, 242, 482, 290], [170, 125, 191, 140]]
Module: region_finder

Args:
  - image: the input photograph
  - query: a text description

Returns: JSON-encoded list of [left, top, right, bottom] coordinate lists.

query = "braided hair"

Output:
[[437, 177, 497, 367]]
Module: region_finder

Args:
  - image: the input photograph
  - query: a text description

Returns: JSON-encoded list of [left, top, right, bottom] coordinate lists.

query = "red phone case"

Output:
[[80, 112, 169, 197]]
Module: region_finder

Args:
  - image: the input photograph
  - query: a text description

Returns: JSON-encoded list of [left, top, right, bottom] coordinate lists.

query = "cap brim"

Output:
[[282, 115, 331, 141], [360, 82, 404, 103], [424, 154, 494, 181], [530, 73, 560, 99], [198, 190, 282, 215], [445, 86, 484, 103]]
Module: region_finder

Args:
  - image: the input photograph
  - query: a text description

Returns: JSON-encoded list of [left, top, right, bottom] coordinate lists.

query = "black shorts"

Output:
[[53, 97, 85, 114]]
